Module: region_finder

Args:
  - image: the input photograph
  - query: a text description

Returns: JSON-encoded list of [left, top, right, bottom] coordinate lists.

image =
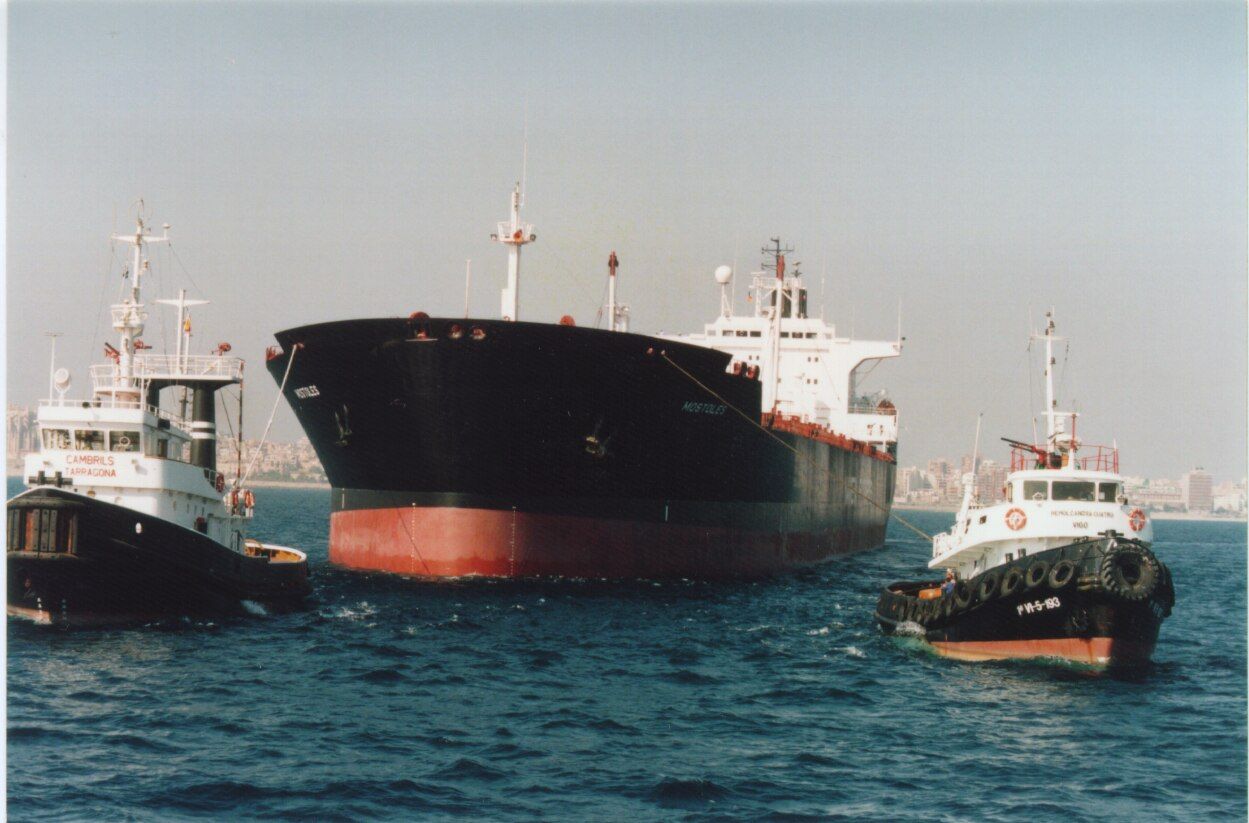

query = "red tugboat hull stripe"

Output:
[[929, 636, 1156, 667]]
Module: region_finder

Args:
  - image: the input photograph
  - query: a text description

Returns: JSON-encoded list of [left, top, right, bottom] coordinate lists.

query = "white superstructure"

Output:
[[21, 206, 260, 553], [930, 311, 1153, 579], [668, 239, 901, 452]]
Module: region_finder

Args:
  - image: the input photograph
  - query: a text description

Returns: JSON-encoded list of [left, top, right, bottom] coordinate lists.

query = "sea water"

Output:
[[7, 482, 1246, 821]]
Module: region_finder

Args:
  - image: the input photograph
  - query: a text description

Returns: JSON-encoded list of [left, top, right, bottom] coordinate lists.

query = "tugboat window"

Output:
[[1023, 480, 1048, 501], [75, 429, 105, 451], [110, 431, 141, 452], [156, 438, 168, 458], [1098, 483, 1120, 503], [1053, 481, 1096, 501], [42, 429, 71, 450]]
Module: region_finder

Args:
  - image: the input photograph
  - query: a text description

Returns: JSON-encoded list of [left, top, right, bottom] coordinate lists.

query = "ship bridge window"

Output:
[[74, 429, 105, 451], [1098, 482, 1121, 503], [1053, 481, 1096, 502], [41, 429, 71, 450], [110, 430, 140, 452], [748, 331, 761, 338], [1023, 480, 1048, 501]]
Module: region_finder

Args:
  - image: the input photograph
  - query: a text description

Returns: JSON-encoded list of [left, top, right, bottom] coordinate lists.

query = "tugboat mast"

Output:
[[108, 206, 169, 388]]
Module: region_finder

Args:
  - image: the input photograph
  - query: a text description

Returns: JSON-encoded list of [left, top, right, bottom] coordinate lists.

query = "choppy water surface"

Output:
[[8, 483, 1247, 821]]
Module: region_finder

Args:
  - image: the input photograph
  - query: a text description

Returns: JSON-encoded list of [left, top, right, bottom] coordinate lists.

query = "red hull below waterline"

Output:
[[329, 506, 886, 580], [928, 636, 1157, 668]]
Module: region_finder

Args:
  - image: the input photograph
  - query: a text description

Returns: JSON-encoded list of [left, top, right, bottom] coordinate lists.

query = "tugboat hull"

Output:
[[7, 488, 310, 627], [876, 538, 1173, 669]]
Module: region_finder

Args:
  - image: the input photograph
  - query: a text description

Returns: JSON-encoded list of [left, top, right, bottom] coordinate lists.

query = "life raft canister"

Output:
[[1128, 508, 1147, 532], [243, 489, 255, 509], [1005, 507, 1027, 531]]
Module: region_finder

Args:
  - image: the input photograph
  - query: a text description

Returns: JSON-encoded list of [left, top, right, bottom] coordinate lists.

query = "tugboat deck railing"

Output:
[[39, 396, 188, 428], [90, 354, 243, 390]]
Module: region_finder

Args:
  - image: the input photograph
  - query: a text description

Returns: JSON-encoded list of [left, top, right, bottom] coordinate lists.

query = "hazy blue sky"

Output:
[[7, 1, 1246, 481]]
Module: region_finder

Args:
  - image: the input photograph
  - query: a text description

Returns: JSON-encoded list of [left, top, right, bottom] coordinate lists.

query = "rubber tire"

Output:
[[1098, 544, 1159, 602], [939, 596, 954, 621], [1024, 560, 1050, 590], [953, 580, 974, 610], [977, 571, 1001, 603], [1048, 559, 1077, 590], [1000, 567, 1025, 599]]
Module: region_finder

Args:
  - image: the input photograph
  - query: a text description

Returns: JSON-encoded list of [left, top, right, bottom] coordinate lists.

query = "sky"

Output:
[[6, 1, 1247, 482]]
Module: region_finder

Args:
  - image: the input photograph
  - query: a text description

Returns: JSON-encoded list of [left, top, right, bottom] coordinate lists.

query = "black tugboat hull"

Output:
[[7, 488, 310, 627], [875, 538, 1173, 668]]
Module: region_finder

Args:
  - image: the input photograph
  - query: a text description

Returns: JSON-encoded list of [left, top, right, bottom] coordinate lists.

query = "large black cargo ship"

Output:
[[269, 193, 902, 579]]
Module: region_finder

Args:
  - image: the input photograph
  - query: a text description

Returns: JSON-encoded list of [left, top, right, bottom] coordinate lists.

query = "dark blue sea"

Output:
[[8, 481, 1247, 821]]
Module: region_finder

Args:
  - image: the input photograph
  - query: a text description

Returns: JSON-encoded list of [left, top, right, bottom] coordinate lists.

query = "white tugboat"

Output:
[[7, 205, 309, 626], [876, 311, 1173, 668]]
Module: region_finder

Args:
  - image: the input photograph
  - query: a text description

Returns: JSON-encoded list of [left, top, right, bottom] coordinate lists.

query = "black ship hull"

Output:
[[268, 316, 896, 579], [7, 488, 310, 627], [875, 538, 1174, 668]]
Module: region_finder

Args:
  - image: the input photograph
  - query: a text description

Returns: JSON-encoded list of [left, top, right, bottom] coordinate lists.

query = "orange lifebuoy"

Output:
[[215, 475, 225, 493], [229, 489, 240, 512], [243, 490, 255, 509], [1005, 507, 1027, 531], [1128, 508, 1147, 532]]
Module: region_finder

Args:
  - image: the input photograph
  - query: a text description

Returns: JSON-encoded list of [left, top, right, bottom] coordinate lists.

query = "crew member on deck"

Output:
[[941, 570, 956, 597]]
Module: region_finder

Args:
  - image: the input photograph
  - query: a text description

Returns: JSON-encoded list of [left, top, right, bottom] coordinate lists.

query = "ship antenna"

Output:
[[45, 331, 63, 400], [464, 259, 472, 317], [520, 103, 528, 208], [960, 412, 984, 512]]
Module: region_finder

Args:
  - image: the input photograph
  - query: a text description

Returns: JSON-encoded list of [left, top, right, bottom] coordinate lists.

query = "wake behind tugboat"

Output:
[[876, 312, 1174, 669], [7, 205, 310, 627]]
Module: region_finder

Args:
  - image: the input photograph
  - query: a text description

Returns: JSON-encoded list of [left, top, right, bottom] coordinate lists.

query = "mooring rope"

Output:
[[237, 344, 299, 490], [660, 352, 933, 543]]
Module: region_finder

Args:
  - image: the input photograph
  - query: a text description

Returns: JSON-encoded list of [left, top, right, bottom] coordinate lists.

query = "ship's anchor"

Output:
[[334, 404, 353, 446], [584, 418, 614, 459]]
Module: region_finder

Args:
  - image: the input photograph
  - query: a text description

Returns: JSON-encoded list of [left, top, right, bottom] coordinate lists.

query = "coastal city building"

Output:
[[1181, 468, 1214, 513]]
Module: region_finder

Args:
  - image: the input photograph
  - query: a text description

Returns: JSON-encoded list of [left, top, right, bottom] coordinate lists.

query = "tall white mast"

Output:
[[109, 204, 169, 386], [492, 183, 535, 322], [1044, 309, 1057, 441], [764, 240, 786, 415]]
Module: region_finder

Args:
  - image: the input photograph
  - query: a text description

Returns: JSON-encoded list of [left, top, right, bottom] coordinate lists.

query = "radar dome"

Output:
[[714, 265, 733, 285], [53, 368, 71, 392]]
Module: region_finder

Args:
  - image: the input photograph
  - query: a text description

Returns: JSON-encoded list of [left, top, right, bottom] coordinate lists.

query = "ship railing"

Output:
[[39, 395, 187, 424], [848, 402, 897, 416], [1009, 443, 1119, 473], [89, 355, 243, 391]]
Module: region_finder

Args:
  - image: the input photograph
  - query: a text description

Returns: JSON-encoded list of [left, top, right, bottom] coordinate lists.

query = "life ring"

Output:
[[745, 365, 759, 380], [731, 361, 744, 376], [243, 490, 255, 509], [214, 475, 225, 493], [512, 229, 523, 242], [229, 489, 240, 512], [976, 571, 1001, 603], [999, 567, 1025, 598], [1005, 507, 1027, 531], [1098, 544, 1159, 601], [1024, 560, 1050, 590], [1128, 508, 1147, 532], [1047, 559, 1077, 589]]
